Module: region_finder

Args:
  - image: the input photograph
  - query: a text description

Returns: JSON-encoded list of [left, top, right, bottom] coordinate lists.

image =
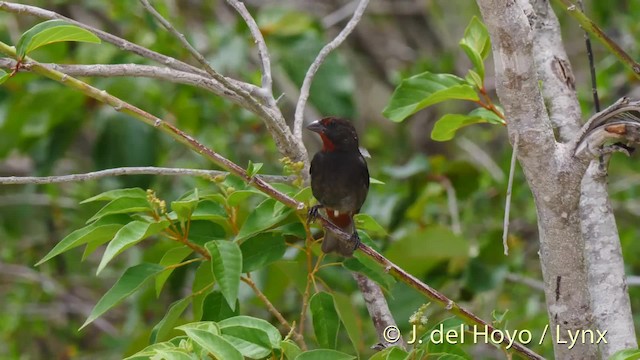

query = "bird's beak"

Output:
[[306, 120, 324, 133]]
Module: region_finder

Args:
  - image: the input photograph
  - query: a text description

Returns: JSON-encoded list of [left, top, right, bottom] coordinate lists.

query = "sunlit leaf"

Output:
[[236, 198, 291, 241], [155, 246, 194, 296], [182, 328, 242, 360], [96, 220, 170, 275], [431, 114, 487, 142], [205, 240, 242, 310], [16, 20, 100, 58], [310, 292, 340, 348], [81, 263, 164, 330], [85, 196, 151, 223], [80, 188, 147, 204], [459, 16, 490, 78], [383, 72, 479, 122], [150, 297, 191, 343], [0, 69, 9, 85]]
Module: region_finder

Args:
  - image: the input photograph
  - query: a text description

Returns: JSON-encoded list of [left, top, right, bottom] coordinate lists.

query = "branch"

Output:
[[293, 0, 370, 140], [311, 213, 543, 360], [225, 0, 274, 104], [520, 0, 582, 141], [0, 1, 208, 77], [574, 97, 640, 158], [0, 166, 292, 185], [552, 0, 640, 79]]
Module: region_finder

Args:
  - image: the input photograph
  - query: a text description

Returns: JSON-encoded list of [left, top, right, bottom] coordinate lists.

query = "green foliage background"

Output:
[[1, 0, 639, 359]]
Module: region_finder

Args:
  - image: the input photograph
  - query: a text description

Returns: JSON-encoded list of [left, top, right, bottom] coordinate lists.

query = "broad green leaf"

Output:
[[36, 215, 129, 265], [431, 114, 487, 142], [16, 20, 100, 58], [280, 340, 302, 360], [240, 232, 286, 272], [295, 349, 355, 360], [369, 177, 385, 185], [310, 292, 340, 348], [80, 188, 147, 204], [383, 72, 479, 122], [217, 316, 280, 359], [155, 246, 194, 296], [236, 198, 291, 241], [182, 328, 242, 360], [176, 321, 220, 333], [333, 293, 362, 356], [202, 291, 239, 322], [219, 316, 281, 349], [227, 189, 266, 207], [468, 107, 505, 125], [190, 201, 227, 222], [0, 69, 9, 85], [610, 349, 640, 360], [465, 69, 483, 89], [81, 263, 164, 329], [124, 340, 188, 359], [150, 297, 191, 343], [354, 214, 387, 237], [86, 196, 152, 223], [171, 189, 199, 223], [205, 240, 242, 310], [459, 16, 490, 78], [97, 220, 170, 275]]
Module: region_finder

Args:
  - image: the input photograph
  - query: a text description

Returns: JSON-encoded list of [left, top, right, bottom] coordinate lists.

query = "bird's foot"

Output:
[[350, 231, 361, 252], [307, 204, 324, 224]]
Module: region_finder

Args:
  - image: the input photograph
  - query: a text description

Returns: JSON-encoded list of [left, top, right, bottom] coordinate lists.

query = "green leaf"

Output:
[[192, 262, 215, 321], [246, 161, 263, 178], [190, 200, 227, 221], [86, 196, 151, 223], [465, 69, 483, 89], [354, 214, 387, 237], [431, 114, 487, 142], [182, 328, 243, 360], [218, 316, 281, 358], [171, 189, 199, 223], [16, 20, 100, 58], [97, 220, 169, 275], [459, 16, 491, 78], [150, 297, 191, 343], [280, 340, 302, 360], [236, 198, 291, 241], [227, 189, 267, 207], [240, 232, 286, 272], [155, 246, 194, 296], [205, 240, 242, 311], [80, 188, 147, 204], [81, 263, 164, 330], [468, 107, 505, 125], [610, 349, 640, 360], [310, 292, 340, 348], [369, 177, 385, 185], [202, 291, 239, 322], [0, 69, 9, 85], [219, 316, 281, 349], [383, 72, 479, 122], [333, 293, 363, 356], [36, 215, 129, 265], [295, 349, 355, 360]]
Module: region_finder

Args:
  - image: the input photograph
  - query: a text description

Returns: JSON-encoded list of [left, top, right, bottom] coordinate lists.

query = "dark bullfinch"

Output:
[[307, 117, 369, 257]]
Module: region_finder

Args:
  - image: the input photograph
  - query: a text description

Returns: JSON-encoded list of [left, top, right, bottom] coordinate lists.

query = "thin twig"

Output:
[[502, 134, 519, 256], [241, 276, 307, 350], [293, 0, 370, 140], [553, 0, 640, 79], [577, 0, 600, 112], [505, 273, 545, 292], [439, 177, 461, 236], [0, 166, 292, 185], [225, 0, 274, 104]]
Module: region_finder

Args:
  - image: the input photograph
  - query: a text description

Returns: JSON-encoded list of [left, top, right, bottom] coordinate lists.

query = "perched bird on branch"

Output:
[[307, 117, 369, 257]]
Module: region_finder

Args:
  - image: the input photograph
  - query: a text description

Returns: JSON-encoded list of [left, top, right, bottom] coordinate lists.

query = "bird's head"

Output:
[[307, 117, 360, 152]]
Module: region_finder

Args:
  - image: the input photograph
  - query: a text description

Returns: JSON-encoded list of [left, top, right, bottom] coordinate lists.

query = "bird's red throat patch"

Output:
[[319, 133, 336, 152]]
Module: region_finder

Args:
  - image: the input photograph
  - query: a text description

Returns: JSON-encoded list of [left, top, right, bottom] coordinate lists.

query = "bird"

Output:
[[307, 117, 370, 257]]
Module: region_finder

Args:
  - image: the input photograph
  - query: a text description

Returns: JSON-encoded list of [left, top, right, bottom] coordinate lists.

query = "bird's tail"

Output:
[[322, 211, 356, 257]]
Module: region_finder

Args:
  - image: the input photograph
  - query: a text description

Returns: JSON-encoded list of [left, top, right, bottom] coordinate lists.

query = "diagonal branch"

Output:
[[0, 166, 292, 185], [293, 0, 370, 140]]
